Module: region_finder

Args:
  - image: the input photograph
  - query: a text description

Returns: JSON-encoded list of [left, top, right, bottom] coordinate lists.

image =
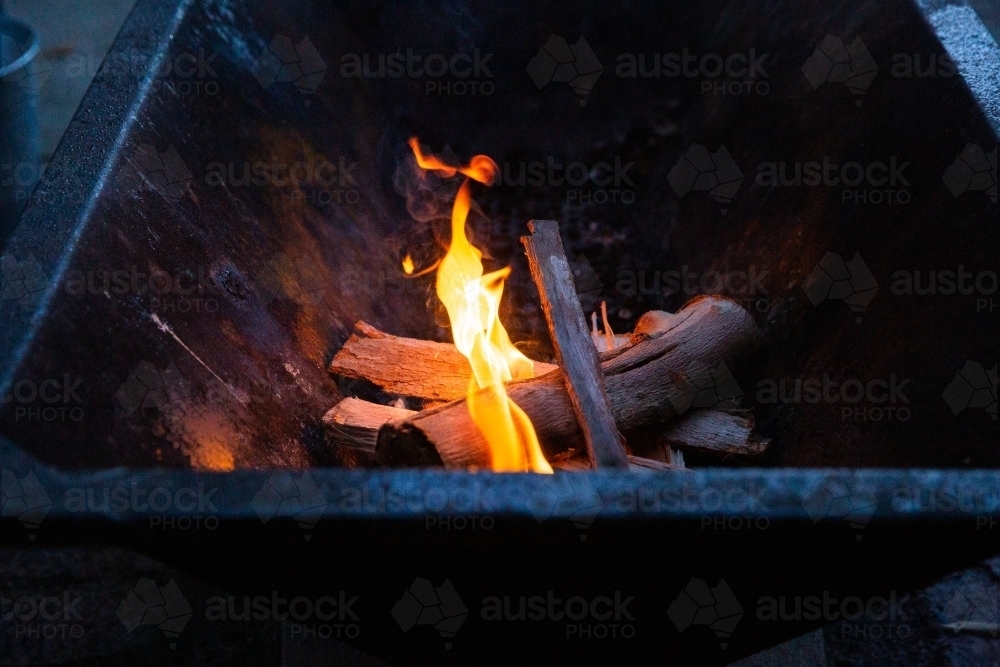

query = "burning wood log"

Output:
[[375, 294, 760, 468], [321, 396, 688, 472], [323, 397, 415, 451], [329, 322, 557, 403], [521, 219, 628, 468], [323, 397, 762, 464]]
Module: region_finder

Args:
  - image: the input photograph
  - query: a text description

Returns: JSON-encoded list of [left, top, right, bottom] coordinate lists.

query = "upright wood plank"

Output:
[[521, 219, 629, 468]]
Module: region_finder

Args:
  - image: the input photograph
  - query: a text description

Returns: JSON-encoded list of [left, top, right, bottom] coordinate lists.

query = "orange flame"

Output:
[[408, 138, 552, 473]]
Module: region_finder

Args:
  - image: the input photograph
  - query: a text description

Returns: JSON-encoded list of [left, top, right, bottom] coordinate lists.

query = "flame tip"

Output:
[[409, 138, 549, 473]]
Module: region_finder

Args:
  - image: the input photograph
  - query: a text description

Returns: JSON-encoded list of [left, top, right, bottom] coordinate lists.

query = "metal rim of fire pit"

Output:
[[0, 0, 996, 520], [0, 1, 998, 662]]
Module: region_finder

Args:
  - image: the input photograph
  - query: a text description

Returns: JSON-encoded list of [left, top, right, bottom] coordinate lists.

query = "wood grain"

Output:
[[329, 322, 556, 402], [522, 219, 628, 468], [377, 294, 760, 469]]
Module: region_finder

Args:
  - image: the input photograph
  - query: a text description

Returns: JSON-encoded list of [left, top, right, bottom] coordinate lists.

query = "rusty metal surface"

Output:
[[0, 1, 996, 663], [0, 0, 997, 471], [1, 0, 996, 471]]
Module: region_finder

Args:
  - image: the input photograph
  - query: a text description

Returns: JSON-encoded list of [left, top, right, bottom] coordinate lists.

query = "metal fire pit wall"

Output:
[[0, 0, 997, 664]]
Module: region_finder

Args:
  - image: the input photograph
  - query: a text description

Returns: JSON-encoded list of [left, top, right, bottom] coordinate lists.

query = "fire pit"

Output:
[[1, 0, 998, 664]]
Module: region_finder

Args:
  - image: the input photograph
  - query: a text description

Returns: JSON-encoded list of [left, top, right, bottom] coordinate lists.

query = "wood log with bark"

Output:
[[323, 397, 415, 451], [323, 397, 764, 464], [322, 397, 688, 471], [373, 294, 761, 468], [653, 408, 769, 461], [329, 321, 556, 404], [521, 219, 628, 468]]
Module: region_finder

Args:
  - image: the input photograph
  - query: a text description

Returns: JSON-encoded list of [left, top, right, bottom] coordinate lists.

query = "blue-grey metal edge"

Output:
[[917, 0, 1000, 134], [3, 435, 1000, 528]]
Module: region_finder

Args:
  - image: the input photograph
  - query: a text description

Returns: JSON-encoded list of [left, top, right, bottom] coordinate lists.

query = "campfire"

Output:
[[323, 141, 770, 473]]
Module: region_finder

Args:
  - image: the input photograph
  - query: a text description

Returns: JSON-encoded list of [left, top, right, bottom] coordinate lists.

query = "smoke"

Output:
[[393, 146, 462, 223], [392, 141, 493, 258]]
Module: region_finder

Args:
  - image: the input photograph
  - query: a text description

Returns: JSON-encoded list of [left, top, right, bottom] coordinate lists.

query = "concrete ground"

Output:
[[2, 0, 135, 162]]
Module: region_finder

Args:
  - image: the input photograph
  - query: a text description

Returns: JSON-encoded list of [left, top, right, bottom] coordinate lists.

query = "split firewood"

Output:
[[326, 299, 762, 467], [626, 455, 687, 472], [322, 396, 762, 464], [655, 408, 770, 461], [632, 310, 686, 342], [551, 454, 687, 472], [521, 219, 628, 468], [590, 302, 630, 352], [329, 322, 557, 403], [323, 398, 684, 471], [322, 397, 415, 451], [376, 294, 760, 469], [663, 446, 686, 468]]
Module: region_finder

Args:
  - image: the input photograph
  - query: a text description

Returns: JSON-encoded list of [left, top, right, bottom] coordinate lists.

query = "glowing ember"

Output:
[[408, 138, 552, 473], [402, 254, 415, 275]]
